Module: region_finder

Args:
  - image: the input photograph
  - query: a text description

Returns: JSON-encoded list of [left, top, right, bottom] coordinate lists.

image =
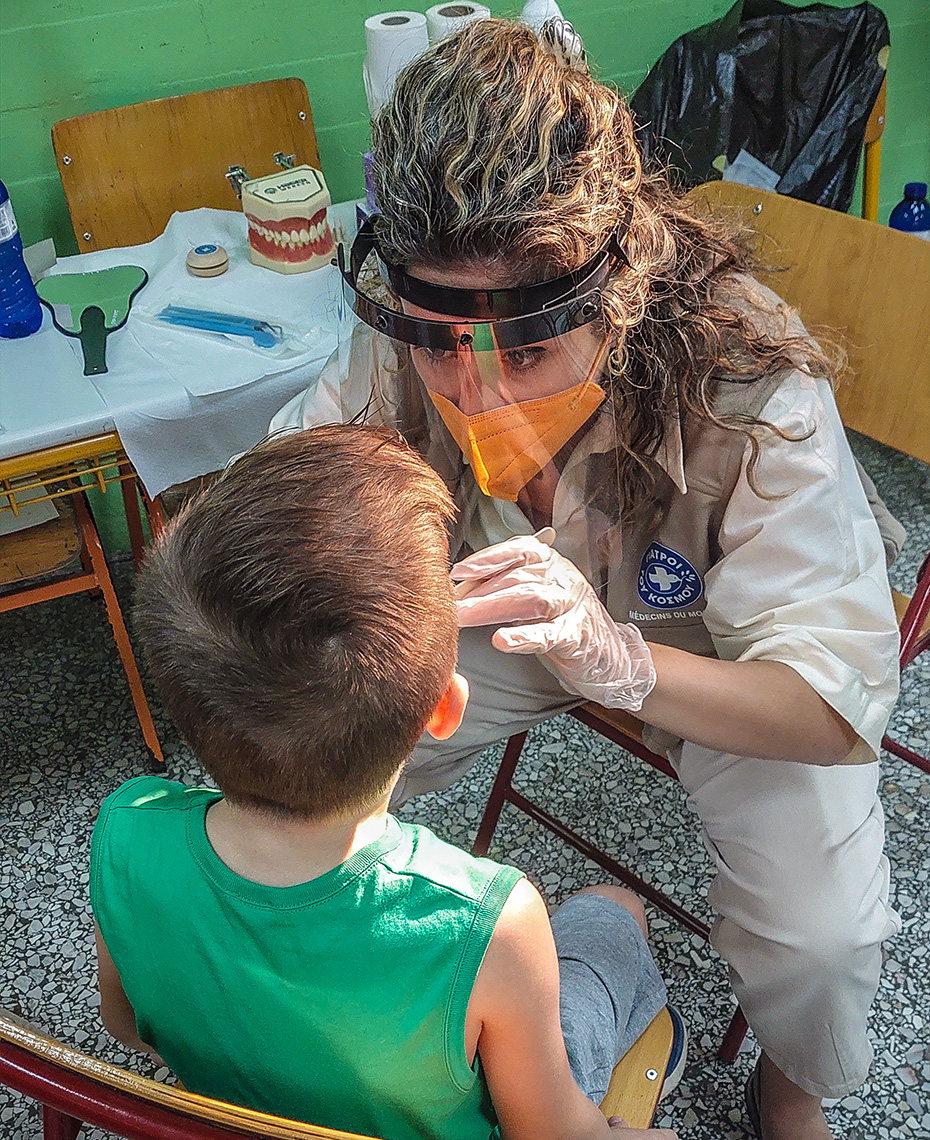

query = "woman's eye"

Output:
[[421, 348, 454, 365], [503, 346, 547, 372]]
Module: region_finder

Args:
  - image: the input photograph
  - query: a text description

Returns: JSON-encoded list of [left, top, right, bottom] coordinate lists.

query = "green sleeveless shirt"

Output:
[[90, 776, 523, 1139]]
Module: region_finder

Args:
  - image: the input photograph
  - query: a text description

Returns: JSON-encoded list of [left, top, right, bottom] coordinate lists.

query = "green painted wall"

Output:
[[1, 0, 927, 551], [2, 0, 927, 255]]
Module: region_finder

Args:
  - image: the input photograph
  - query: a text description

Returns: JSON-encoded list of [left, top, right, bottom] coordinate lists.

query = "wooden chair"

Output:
[[52, 78, 321, 252], [50, 79, 322, 539], [691, 180, 930, 465], [0, 1007, 673, 1138], [0, 438, 164, 766], [474, 178, 930, 1065], [691, 179, 930, 773]]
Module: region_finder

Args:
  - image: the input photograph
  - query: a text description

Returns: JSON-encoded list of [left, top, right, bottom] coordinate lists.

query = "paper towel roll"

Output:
[[363, 11, 430, 117], [426, 2, 491, 44], [520, 0, 563, 33]]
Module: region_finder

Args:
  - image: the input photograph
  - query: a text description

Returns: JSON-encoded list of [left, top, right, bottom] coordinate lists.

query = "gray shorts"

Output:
[[553, 892, 668, 1104]]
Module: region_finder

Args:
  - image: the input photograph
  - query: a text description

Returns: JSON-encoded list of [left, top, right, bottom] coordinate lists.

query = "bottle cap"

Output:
[[186, 244, 229, 276], [904, 183, 928, 199]]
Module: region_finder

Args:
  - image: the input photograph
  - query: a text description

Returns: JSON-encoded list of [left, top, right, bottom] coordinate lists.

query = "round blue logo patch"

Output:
[[637, 542, 703, 610], [194, 244, 218, 255]]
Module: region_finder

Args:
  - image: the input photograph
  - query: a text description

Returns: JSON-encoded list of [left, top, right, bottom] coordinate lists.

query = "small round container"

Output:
[[186, 244, 229, 277]]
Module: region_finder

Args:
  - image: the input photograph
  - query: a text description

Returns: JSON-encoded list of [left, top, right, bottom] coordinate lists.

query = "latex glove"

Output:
[[452, 532, 657, 711]]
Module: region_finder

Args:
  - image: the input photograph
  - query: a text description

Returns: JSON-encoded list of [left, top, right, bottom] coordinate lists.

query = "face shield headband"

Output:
[[336, 210, 631, 351], [334, 212, 630, 501]]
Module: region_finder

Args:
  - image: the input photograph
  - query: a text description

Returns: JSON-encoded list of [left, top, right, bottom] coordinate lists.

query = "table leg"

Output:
[[73, 492, 165, 767], [119, 463, 147, 569]]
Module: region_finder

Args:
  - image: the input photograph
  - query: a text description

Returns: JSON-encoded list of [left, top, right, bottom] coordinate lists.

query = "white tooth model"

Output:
[[241, 165, 335, 274]]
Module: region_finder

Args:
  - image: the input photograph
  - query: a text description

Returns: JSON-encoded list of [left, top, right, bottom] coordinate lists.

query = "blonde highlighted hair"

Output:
[[373, 19, 839, 523]]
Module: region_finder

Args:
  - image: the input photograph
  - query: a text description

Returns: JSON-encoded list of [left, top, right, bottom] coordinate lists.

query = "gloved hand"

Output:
[[452, 531, 657, 711]]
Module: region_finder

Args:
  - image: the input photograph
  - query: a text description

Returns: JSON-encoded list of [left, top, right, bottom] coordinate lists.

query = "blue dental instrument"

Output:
[[156, 305, 280, 348]]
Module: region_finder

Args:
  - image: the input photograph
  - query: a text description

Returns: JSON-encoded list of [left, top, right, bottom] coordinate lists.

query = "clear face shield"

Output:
[[338, 216, 626, 502]]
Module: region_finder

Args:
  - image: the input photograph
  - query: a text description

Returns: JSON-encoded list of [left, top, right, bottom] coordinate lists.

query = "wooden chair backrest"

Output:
[[0, 1007, 673, 1136], [688, 181, 930, 464], [52, 78, 320, 252], [0, 1014, 376, 1140]]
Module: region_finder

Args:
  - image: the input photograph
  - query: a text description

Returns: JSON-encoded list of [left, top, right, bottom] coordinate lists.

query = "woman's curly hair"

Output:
[[372, 19, 839, 524]]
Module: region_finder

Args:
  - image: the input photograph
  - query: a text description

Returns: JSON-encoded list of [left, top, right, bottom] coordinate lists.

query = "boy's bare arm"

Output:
[[471, 881, 677, 1140], [94, 923, 163, 1062]]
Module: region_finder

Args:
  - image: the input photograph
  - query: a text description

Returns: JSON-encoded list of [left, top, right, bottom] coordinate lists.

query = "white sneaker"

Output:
[[659, 1006, 688, 1100]]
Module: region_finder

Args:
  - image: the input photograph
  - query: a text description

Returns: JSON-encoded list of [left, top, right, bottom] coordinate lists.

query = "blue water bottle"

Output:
[[0, 179, 43, 339], [889, 182, 930, 240]]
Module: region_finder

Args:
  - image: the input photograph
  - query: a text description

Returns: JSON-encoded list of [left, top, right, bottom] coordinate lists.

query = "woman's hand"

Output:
[[452, 534, 657, 711]]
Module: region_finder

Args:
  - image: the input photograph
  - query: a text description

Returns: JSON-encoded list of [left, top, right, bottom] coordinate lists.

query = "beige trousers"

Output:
[[398, 626, 901, 1099]]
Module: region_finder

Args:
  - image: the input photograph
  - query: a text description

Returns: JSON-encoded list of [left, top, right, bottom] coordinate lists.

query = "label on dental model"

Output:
[[245, 167, 327, 203], [241, 165, 335, 275]]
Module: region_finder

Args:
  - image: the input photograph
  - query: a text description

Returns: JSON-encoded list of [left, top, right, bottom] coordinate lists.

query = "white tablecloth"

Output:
[[0, 205, 352, 495]]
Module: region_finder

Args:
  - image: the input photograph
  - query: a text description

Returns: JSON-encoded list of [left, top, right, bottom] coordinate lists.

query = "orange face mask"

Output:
[[428, 381, 606, 501]]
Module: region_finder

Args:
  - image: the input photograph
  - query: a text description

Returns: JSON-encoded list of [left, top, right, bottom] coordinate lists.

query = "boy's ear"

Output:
[[425, 672, 469, 741]]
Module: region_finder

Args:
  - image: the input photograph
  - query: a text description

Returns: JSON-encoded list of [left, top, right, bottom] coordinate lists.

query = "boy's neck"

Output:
[[204, 792, 394, 888]]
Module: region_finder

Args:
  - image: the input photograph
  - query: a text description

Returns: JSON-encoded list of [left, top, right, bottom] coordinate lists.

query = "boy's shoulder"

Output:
[[96, 776, 220, 831], [102, 775, 219, 808], [387, 817, 524, 903], [90, 778, 221, 904]]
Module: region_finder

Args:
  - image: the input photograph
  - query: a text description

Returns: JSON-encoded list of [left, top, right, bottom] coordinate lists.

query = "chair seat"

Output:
[[599, 1006, 673, 1126], [578, 702, 646, 744], [0, 499, 81, 588]]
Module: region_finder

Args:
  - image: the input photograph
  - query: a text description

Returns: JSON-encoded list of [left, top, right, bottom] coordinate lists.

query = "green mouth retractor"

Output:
[[37, 265, 148, 375]]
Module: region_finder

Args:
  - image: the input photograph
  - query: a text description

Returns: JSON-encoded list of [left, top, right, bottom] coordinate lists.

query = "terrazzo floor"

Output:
[[1, 430, 927, 1140]]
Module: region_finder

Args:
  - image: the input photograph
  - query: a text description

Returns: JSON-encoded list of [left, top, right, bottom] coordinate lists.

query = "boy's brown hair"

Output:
[[135, 425, 457, 818]]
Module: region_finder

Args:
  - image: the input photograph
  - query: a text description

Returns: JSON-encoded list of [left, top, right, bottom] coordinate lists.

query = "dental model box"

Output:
[[241, 165, 335, 274]]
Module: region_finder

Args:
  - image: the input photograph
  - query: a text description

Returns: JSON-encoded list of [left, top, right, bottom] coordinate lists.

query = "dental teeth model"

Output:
[[241, 165, 335, 274]]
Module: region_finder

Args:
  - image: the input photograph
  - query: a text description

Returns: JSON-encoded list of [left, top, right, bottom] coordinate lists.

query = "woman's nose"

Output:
[[455, 366, 509, 414]]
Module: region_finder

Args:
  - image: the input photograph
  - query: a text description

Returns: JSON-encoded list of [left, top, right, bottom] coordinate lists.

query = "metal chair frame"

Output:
[[472, 705, 749, 1063], [882, 552, 930, 775], [0, 1006, 672, 1138]]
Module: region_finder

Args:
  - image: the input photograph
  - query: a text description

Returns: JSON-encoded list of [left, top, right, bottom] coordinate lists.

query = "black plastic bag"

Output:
[[629, 0, 889, 212]]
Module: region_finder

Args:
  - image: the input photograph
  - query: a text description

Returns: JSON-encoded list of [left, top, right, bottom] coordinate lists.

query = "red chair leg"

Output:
[[882, 734, 930, 776], [42, 1105, 83, 1140], [718, 1005, 749, 1062], [72, 493, 165, 767], [505, 783, 712, 940], [472, 732, 528, 857], [882, 551, 930, 773], [899, 551, 930, 671]]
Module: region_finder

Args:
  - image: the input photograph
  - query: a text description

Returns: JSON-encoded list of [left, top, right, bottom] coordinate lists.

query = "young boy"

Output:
[[90, 425, 677, 1140]]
